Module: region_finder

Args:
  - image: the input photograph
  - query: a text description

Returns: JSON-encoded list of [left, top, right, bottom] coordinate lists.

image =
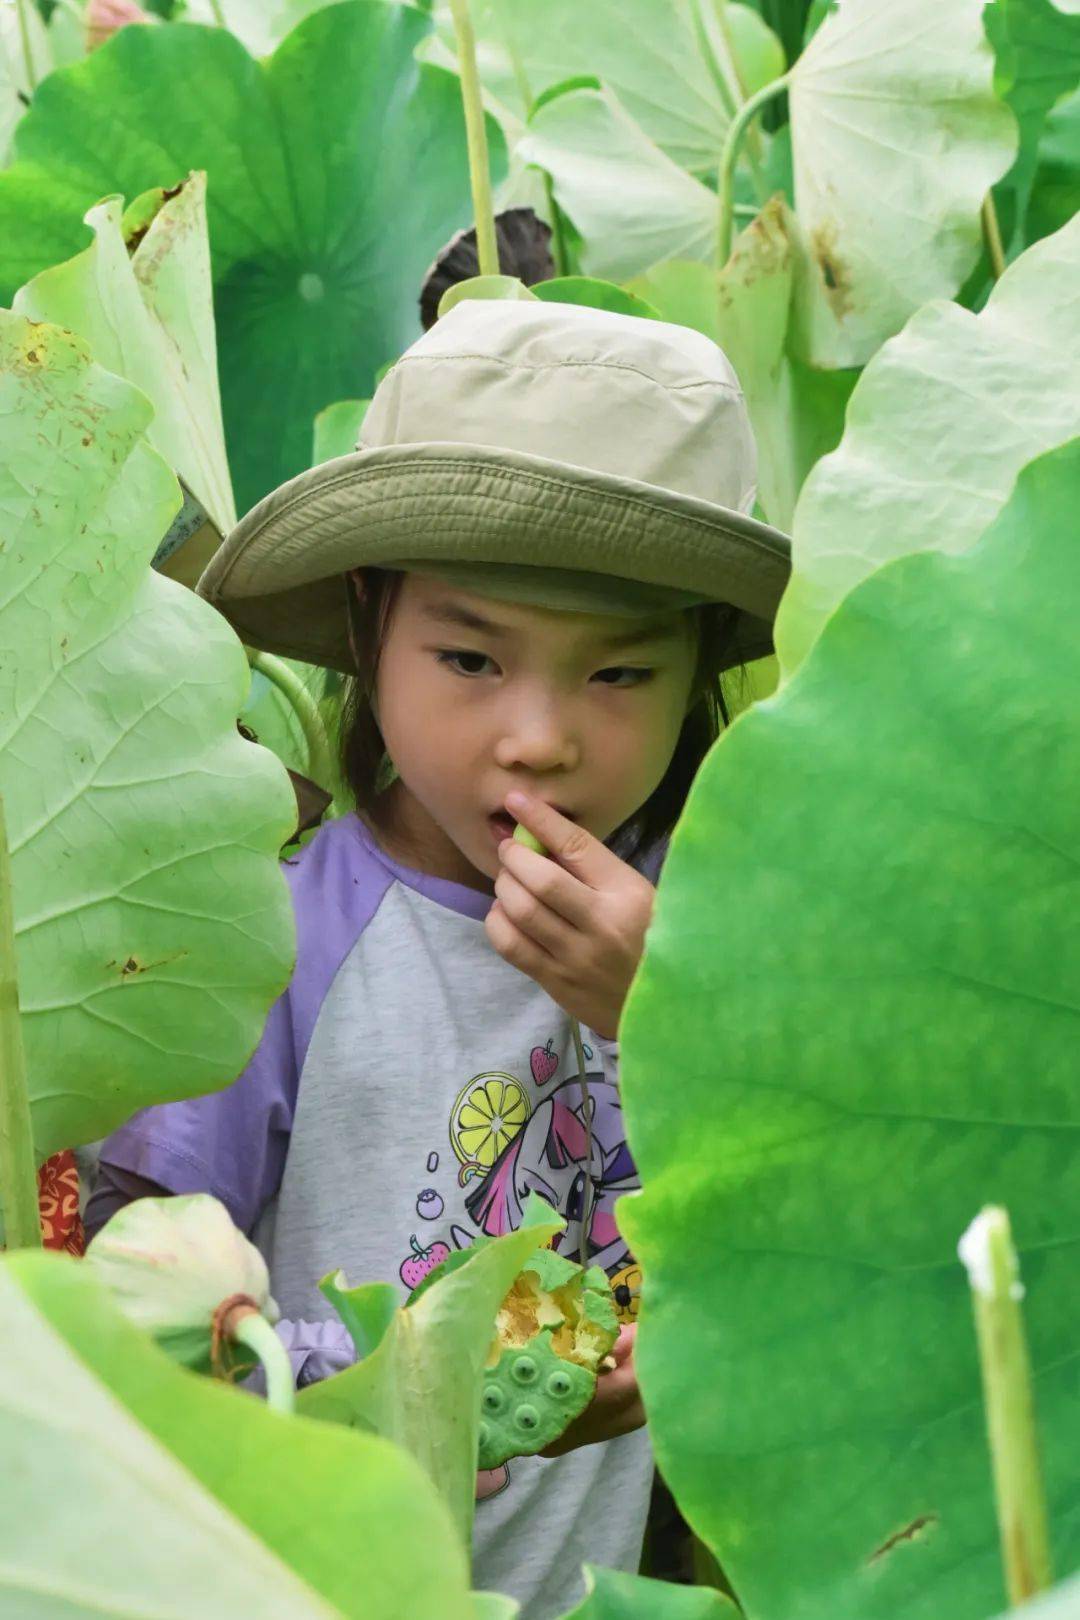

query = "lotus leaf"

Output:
[[0, 2, 505, 511], [631, 202, 856, 530], [619, 440, 1080, 1620], [787, 0, 1016, 367], [13, 174, 236, 574], [433, 0, 785, 177], [777, 211, 1080, 674], [560, 1565, 736, 1618], [984, 0, 1080, 241], [2, 1248, 472, 1618], [518, 84, 717, 281], [1027, 86, 1080, 243], [0, 310, 295, 1163]]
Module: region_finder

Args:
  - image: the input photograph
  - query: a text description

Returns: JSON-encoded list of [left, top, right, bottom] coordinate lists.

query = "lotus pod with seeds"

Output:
[[85, 1193, 279, 1375], [477, 1248, 619, 1468]]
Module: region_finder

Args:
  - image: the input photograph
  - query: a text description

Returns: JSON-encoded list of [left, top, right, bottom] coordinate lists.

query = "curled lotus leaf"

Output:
[[0, 311, 295, 1163]]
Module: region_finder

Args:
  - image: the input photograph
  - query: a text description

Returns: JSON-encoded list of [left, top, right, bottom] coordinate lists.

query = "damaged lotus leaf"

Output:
[[13, 174, 235, 586], [788, 0, 1016, 366], [0, 312, 295, 1163], [0, 3, 504, 511], [778, 211, 1080, 674], [478, 1248, 618, 1469], [620, 439, 1080, 1620], [2, 1249, 473, 1618], [300, 1210, 563, 1548], [86, 1195, 278, 1374]]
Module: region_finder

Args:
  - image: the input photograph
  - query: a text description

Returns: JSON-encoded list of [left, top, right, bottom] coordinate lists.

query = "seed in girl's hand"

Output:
[[513, 823, 547, 856]]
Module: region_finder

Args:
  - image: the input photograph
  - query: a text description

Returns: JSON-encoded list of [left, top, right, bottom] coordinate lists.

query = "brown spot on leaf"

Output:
[[868, 1514, 938, 1566], [810, 221, 853, 318]]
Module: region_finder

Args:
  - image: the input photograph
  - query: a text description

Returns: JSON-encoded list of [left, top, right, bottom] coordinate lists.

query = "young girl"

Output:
[[88, 298, 789, 1618]]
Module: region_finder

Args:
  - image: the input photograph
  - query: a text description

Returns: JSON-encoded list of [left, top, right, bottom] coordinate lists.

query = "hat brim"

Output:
[[197, 442, 791, 673]]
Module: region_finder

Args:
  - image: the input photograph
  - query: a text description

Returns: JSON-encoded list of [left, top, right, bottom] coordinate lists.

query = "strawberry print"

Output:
[[530, 1038, 559, 1086], [400, 1233, 451, 1290]]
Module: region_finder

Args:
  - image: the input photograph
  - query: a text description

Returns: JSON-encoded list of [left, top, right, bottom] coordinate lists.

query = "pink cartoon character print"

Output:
[[465, 1066, 637, 1276]]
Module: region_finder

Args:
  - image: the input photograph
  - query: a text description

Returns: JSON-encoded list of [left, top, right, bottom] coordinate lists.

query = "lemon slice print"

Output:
[[450, 1072, 531, 1170]]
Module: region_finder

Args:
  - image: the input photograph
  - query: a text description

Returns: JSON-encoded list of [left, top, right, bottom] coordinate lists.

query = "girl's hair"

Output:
[[341, 569, 740, 866]]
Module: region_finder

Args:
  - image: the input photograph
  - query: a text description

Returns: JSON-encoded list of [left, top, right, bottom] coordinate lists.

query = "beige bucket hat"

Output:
[[197, 299, 791, 672]]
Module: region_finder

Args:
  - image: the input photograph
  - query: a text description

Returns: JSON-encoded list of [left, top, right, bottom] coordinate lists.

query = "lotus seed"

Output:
[[546, 1369, 573, 1398], [482, 1384, 505, 1413], [511, 1355, 538, 1384], [514, 1403, 540, 1431]]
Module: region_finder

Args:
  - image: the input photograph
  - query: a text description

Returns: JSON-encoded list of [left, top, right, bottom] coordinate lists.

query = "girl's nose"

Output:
[[493, 698, 580, 773]]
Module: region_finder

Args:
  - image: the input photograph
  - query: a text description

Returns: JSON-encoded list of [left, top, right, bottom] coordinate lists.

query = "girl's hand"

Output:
[[540, 1326, 644, 1456], [484, 792, 655, 1040]]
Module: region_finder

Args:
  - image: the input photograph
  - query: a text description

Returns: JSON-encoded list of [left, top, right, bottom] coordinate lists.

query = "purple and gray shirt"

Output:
[[91, 812, 657, 1619]]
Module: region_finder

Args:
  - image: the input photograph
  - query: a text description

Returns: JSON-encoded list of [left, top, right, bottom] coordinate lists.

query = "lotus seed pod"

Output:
[[477, 1248, 619, 1468], [512, 822, 547, 856], [86, 1193, 279, 1373]]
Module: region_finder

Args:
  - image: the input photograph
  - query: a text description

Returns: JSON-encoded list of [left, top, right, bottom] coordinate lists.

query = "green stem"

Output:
[[15, 0, 38, 94], [982, 192, 1007, 281], [449, 0, 500, 278], [716, 72, 791, 270], [959, 1207, 1051, 1606], [207, 0, 228, 26], [0, 796, 42, 1252], [569, 1016, 593, 1270], [230, 1311, 295, 1416], [247, 651, 334, 791]]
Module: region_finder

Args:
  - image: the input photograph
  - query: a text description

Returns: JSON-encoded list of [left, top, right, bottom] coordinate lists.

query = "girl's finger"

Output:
[[484, 899, 559, 985], [494, 868, 579, 957], [497, 840, 595, 930]]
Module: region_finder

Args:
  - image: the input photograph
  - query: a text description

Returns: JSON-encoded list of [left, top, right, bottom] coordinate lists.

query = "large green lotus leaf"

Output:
[[13, 173, 236, 550], [628, 209, 856, 530], [517, 84, 717, 281], [619, 439, 1080, 1620], [776, 210, 1080, 674], [300, 1212, 561, 1551], [984, 0, 1080, 243], [1027, 85, 1080, 244], [787, 0, 1016, 367], [0, 311, 295, 1161], [558, 1566, 735, 1618], [433, 0, 784, 178], [0, 3, 504, 512], [2, 1249, 473, 1619]]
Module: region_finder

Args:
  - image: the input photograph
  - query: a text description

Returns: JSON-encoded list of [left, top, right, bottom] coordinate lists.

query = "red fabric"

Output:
[[38, 1150, 85, 1256]]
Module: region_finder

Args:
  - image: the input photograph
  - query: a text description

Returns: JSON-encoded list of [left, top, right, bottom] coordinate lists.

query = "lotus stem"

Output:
[[958, 1207, 1051, 1606], [982, 193, 1007, 281], [449, 0, 500, 278], [569, 1016, 593, 1270], [207, 0, 228, 26], [0, 796, 42, 1251], [229, 1311, 295, 1416], [247, 650, 334, 793], [15, 0, 38, 94], [716, 72, 791, 270]]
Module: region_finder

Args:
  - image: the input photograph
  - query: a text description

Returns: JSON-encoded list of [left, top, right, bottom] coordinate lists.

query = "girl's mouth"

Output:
[[488, 812, 517, 844]]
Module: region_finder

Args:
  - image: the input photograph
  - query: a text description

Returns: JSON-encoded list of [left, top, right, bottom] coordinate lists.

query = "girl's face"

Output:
[[366, 572, 699, 893]]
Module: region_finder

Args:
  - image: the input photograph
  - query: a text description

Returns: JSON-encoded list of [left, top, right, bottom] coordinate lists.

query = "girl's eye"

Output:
[[592, 666, 654, 688], [436, 649, 496, 677]]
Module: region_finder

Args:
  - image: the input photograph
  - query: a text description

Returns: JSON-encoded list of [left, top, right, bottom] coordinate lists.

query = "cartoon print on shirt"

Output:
[[476, 1463, 511, 1503], [464, 1066, 637, 1277], [416, 1187, 444, 1220], [427, 1150, 439, 1173], [449, 1072, 531, 1187], [399, 1232, 451, 1289], [530, 1038, 559, 1085]]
